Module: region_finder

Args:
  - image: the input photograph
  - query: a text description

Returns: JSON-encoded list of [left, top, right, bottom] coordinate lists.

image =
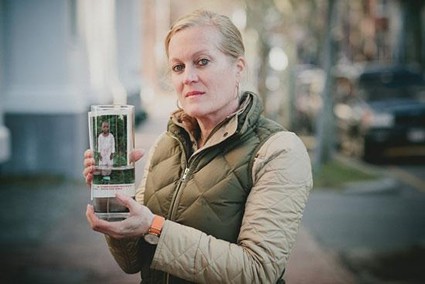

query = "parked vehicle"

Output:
[[334, 65, 425, 162]]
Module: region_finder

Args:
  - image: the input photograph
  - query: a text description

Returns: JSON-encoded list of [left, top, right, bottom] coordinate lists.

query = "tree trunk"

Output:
[[314, 0, 337, 170], [394, 0, 424, 69]]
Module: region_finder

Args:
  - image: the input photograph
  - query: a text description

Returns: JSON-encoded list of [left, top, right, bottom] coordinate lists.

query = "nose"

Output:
[[183, 66, 198, 84]]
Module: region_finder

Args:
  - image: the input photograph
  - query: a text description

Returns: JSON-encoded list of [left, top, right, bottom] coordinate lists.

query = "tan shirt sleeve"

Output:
[[151, 131, 313, 283]]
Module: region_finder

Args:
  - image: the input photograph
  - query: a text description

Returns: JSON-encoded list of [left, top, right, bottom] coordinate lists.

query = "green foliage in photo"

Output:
[[92, 168, 135, 185]]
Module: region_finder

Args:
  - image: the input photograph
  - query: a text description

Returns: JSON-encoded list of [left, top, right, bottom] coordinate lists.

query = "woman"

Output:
[[83, 9, 312, 283]]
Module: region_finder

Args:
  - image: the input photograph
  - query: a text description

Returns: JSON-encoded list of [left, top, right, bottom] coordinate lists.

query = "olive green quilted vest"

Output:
[[144, 92, 284, 242], [141, 92, 285, 283]]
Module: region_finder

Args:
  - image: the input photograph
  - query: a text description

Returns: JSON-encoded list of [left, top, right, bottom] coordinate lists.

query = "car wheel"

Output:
[[363, 140, 382, 163]]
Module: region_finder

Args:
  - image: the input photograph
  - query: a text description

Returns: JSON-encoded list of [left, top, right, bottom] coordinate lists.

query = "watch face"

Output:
[[144, 233, 159, 245]]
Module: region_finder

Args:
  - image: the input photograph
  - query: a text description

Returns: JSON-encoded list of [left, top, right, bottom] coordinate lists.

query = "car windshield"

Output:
[[357, 69, 425, 102], [358, 84, 423, 101]]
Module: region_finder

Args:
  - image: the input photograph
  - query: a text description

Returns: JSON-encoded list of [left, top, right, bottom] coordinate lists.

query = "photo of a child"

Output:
[[97, 121, 115, 181], [89, 109, 135, 187]]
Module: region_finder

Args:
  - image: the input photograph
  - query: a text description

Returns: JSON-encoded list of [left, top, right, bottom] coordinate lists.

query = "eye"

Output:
[[197, 58, 210, 66], [172, 64, 185, 73]]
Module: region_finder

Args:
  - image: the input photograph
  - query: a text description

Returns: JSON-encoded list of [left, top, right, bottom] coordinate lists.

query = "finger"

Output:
[[85, 174, 93, 187], [86, 204, 128, 239], [84, 149, 93, 158], [83, 158, 95, 168], [86, 204, 100, 229], [83, 165, 94, 188], [86, 204, 112, 233], [108, 196, 152, 237], [82, 165, 94, 179], [130, 149, 145, 163], [115, 193, 138, 211]]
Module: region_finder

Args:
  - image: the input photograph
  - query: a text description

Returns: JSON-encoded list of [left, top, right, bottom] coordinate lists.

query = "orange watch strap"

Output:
[[149, 215, 165, 235]]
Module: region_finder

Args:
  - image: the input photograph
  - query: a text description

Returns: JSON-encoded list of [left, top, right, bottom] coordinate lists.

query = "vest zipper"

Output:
[[168, 141, 215, 221], [163, 167, 191, 282], [181, 167, 190, 181], [164, 134, 208, 283], [167, 134, 190, 221], [168, 166, 190, 221]]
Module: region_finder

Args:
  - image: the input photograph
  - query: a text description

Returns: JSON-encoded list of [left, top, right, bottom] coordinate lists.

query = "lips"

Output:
[[185, 91, 204, 97]]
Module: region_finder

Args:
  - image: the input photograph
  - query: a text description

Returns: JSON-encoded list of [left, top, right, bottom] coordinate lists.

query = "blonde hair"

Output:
[[164, 10, 245, 61]]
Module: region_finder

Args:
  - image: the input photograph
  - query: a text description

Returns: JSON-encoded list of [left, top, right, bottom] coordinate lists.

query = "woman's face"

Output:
[[168, 25, 245, 124]]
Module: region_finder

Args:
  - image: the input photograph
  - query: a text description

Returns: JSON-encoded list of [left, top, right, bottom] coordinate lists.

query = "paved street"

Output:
[[0, 173, 354, 284], [1, 94, 423, 283]]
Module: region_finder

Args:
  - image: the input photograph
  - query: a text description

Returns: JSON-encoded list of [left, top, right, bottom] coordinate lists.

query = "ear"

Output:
[[235, 56, 246, 80]]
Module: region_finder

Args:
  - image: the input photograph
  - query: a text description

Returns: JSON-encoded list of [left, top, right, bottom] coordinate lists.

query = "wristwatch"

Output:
[[144, 215, 165, 245]]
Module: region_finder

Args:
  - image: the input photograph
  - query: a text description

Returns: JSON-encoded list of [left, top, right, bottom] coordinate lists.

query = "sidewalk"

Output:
[[0, 93, 356, 283]]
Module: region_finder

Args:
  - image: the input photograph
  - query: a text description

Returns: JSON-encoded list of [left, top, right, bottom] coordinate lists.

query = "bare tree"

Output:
[[314, 0, 338, 170], [394, 0, 425, 70]]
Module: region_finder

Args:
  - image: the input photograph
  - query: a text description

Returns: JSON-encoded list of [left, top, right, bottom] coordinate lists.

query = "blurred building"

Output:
[[0, 0, 242, 179], [0, 0, 143, 178]]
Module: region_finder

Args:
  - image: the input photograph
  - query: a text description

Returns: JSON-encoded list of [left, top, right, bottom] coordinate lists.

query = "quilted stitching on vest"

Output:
[[142, 92, 285, 283]]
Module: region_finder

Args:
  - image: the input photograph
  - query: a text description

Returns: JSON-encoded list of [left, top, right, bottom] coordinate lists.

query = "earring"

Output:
[[176, 99, 183, 109], [235, 82, 240, 99]]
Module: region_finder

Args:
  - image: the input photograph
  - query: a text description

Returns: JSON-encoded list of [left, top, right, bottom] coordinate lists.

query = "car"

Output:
[[334, 65, 425, 162]]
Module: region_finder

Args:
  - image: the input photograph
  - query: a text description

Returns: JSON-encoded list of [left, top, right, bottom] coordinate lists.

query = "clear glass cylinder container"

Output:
[[88, 105, 135, 221]]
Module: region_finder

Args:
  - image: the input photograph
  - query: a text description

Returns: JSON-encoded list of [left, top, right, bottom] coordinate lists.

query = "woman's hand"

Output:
[[82, 149, 145, 187], [83, 150, 96, 186], [86, 193, 154, 239]]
